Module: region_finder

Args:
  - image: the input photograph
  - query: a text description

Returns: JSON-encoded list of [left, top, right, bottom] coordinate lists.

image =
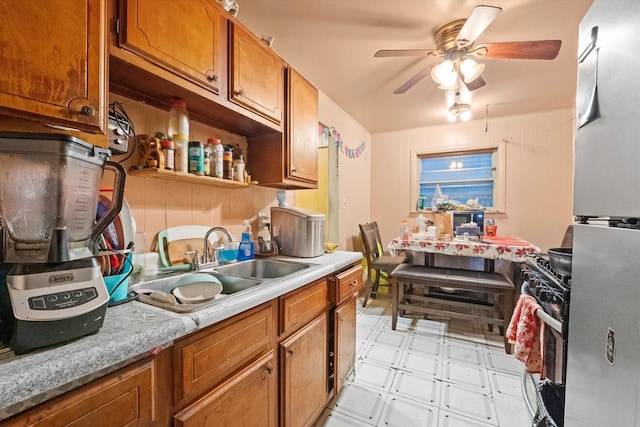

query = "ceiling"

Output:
[[235, 0, 594, 134]]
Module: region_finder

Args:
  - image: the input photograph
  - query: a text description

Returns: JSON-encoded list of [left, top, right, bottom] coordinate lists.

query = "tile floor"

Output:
[[315, 292, 533, 427]]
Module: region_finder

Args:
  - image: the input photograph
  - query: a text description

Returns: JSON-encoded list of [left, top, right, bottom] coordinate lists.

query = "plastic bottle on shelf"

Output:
[[204, 139, 215, 176], [400, 219, 409, 240], [414, 214, 427, 233], [168, 100, 189, 140], [172, 133, 189, 172], [212, 138, 224, 178], [234, 154, 245, 183]]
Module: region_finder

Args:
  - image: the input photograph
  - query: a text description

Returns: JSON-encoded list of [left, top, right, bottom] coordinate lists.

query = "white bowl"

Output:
[[171, 274, 223, 304]]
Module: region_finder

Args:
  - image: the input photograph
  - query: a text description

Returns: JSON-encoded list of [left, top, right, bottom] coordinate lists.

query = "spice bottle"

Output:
[[188, 140, 204, 176], [172, 133, 188, 173], [168, 100, 189, 140], [204, 139, 214, 176], [160, 139, 175, 170], [212, 138, 224, 178], [234, 154, 245, 183], [223, 148, 234, 180]]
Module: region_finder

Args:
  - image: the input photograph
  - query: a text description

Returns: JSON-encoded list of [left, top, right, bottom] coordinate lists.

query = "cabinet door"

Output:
[[280, 313, 328, 427], [287, 67, 318, 183], [335, 297, 357, 396], [229, 23, 283, 124], [174, 352, 277, 427], [118, 0, 223, 94], [0, 0, 106, 134], [3, 357, 157, 427]]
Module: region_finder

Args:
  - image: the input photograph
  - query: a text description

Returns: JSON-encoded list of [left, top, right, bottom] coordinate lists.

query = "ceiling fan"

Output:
[[375, 5, 562, 94]]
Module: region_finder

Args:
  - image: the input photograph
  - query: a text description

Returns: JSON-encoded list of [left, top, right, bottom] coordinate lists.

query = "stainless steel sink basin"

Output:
[[213, 259, 311, 279], [130, 271, 262, 296]]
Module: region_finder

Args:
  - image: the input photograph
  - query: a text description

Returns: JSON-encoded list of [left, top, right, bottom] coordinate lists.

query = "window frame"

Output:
[[410, 141, 506, 213]]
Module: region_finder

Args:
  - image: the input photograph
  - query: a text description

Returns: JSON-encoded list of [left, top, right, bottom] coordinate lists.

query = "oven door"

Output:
[[520, 281, 566, 427]]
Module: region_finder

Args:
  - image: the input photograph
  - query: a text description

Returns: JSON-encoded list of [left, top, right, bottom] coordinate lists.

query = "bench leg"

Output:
[[391, 277, 398, 330]]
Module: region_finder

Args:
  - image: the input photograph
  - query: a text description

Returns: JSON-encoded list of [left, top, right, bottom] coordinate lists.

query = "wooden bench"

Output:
[[390, 264, 514, 353]]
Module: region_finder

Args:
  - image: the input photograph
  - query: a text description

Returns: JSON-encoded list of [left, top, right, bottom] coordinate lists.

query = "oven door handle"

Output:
[[521, 282, 563, 334]]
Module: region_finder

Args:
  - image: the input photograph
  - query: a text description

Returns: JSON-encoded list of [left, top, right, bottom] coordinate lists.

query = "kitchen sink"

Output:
[[213, 259, 312, 279], [129, 258, 317, 313]]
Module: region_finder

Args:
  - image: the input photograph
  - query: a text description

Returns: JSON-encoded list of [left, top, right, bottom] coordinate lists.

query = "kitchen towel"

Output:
[[507, 294, 543, 373]]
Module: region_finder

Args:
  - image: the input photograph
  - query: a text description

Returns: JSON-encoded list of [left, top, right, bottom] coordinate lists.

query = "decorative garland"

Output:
[[318, 124, 365, 159]]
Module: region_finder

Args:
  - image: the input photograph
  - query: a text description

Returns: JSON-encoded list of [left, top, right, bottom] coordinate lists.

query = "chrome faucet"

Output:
[[203, 227, 232, 264]]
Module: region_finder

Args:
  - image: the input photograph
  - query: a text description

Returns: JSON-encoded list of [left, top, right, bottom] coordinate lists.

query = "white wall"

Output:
[[371, 108, 576, 252]]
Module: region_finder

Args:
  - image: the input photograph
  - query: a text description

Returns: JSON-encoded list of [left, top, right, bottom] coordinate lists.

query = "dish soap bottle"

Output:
[[237, 220, 254, 261]]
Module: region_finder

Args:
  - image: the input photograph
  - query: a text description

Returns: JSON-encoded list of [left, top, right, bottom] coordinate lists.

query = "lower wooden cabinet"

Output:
[[173, 351, 277, 427], [173, 302, 275, 408], [335, 296, 357, 396], [280, 313, 328, 427], [1, 349, 171, 427]]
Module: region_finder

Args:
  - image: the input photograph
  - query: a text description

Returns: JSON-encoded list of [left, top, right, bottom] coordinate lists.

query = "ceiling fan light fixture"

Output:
[[431, 60, 455, 84], [460, 58, 485, 83], [448, 103, 472, 122]]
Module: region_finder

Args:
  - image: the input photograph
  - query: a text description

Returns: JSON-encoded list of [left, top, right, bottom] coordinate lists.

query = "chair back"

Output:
[[359, 222, 381, 263]]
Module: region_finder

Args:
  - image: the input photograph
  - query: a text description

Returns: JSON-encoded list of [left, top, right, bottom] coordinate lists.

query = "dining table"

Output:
[[388, 235, 541, 272]]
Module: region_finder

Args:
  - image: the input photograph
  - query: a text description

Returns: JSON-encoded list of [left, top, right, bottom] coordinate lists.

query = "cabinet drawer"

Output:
[[174, 302, 275, 406], [279, 279, 327, 335], [335, 264, 363, 304], [174, 352, 277, 427]]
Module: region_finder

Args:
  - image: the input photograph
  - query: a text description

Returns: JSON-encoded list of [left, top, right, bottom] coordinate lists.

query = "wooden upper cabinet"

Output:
[[287, 67, 319, 183], [0, 0, 106, 134], [229, 22, 283, 124], [117, 0, 223, 94]]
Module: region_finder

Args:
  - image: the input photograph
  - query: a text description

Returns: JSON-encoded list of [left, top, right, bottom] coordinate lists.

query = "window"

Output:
[[411, 143, 505, 212]]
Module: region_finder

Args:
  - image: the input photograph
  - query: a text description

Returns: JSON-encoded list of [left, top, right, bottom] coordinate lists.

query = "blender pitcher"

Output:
[[0, 132, 126, 263]]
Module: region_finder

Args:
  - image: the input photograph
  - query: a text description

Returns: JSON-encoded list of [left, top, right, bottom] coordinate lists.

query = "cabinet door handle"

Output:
[[206, 72, 218, 82], [266, 366, 274, 374], [288, 348, 295, 355], [80, 105, 95, 117], [234, 88, 244, 96], [338, 315, 345, 322]]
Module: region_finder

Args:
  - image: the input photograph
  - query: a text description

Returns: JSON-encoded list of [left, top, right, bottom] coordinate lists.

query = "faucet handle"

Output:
[[185, 250, 200, 269]]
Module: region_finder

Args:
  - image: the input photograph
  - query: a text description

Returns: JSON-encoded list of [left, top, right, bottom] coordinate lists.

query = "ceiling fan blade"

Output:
[[374, 49, 440, 58], [393, 63, 437, 94], [462, 75, 486, 92], [456, 5, 502, 47], [479, 40, 562, 60]]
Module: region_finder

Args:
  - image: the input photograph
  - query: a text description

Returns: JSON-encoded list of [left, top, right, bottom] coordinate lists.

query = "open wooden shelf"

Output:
[[128, 168, 251, 189]]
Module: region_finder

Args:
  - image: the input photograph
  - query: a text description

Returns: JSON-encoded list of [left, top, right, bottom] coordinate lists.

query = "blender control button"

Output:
[[61, 293, 71, 299], [84, 288, 97, 299], [31, 297, 46, 309], [72, 291, 83, 298], [47, 295, 58, 302]]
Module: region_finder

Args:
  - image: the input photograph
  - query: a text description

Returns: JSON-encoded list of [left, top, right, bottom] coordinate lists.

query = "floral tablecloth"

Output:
[[388, 236, 540, 263]]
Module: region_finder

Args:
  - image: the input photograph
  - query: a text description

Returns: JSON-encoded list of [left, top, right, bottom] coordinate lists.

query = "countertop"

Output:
[[0, 251, 362, 420]]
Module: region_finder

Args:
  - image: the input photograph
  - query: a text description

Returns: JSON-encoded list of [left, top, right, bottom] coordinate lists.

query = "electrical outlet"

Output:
[[108, 111, 130, 154]]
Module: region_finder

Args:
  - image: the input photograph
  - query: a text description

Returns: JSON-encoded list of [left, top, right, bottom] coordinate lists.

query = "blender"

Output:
[[0, 132, 125, 354]]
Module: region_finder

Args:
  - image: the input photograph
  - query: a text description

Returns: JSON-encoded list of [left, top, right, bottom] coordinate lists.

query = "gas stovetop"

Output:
[[523, 253, 571, 322]]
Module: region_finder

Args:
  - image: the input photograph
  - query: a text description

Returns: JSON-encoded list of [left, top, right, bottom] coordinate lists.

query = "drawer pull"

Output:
[[349, 280, 359, 287]]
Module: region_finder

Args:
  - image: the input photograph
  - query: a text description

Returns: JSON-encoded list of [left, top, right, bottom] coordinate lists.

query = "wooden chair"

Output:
[[359, 222, 410, 307]]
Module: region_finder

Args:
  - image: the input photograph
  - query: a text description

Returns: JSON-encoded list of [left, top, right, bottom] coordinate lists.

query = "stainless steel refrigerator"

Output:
[[566, 0, 640, 425]]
